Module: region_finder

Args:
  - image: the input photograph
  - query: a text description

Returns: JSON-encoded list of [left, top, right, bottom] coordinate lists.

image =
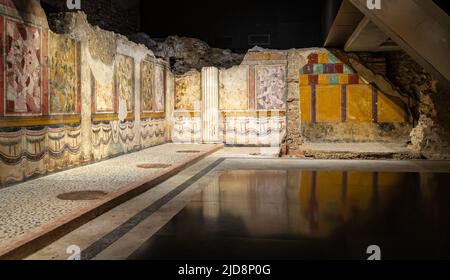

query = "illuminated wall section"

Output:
[[219, 51, 287, 146], [173, 70, 202, 143], [299, 51, 411, 142], [0, 3, 168, 186]]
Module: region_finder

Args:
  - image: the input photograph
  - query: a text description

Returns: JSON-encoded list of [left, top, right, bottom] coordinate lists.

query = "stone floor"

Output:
[[0, 143, 218, 249]]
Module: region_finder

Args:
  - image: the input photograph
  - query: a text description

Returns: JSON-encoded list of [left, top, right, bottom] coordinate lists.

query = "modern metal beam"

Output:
[[344, 17, 401, 52], [348, 0, 450, 87]]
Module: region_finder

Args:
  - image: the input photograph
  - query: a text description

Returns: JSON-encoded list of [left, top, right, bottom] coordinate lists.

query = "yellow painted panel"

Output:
[[319, 74, 328, 85], [378, 92, 405, 122], [318, 53, 328, 64], [300, 86, 311, 123], [338, 74, 348, 84], [347, 85, 372, 122], [299, 74, 309, 86], [316, 85, 341, 123]]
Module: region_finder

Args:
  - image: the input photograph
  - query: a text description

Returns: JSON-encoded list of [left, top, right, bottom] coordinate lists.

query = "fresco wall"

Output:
[[173, 70, 201, 143], [48, 32, 80, 115], [218, 51, 287, 146], [0, 5, 168, 186], [298, 50, 412, 142]]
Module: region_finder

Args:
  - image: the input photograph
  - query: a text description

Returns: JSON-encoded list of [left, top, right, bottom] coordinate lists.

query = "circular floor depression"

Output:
[[57, 191, 108, 201]]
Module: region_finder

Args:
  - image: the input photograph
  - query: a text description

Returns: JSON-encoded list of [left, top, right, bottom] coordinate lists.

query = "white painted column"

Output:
[[201, 67, 220, 143]]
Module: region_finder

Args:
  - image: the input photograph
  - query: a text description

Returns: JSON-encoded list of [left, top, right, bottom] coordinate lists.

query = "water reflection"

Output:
[[199, 170, 408, 238], [130, 170, 450, 259]]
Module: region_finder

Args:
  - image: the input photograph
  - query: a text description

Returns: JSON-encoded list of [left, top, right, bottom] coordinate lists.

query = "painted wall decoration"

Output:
[[172, 114, 201, 143], [298, 51, 411, 143], [5, 18, 42, 115], [154, 63, 165, 112], [141, 118, 166, 148], [174, 71, 201, 111], [299, 52, 409, 124], [48, 33, 78, 114], [140, 60, 153, 112], [115, 54, 134, 113], [219, 66, 249, 111], [92, 72, 114, 113], [0, 3, 169, 187], [220, 113, 286, 145], [0, 125, 82, 185], [255, 65, 286, 110]]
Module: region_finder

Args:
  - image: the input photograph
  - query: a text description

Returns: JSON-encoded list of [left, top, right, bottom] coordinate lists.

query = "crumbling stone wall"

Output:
[[41, 0, 140, 35], [337, 50, 450, 159], [386, 51, 450, 159], [129, 34, 244, 75]]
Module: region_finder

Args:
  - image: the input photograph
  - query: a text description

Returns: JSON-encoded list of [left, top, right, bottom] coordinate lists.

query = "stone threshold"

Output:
[[292, 142, 424, 160], [0, 144, 223, 260]]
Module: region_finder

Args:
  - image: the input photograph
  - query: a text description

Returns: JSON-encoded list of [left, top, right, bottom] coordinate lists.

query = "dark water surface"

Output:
[[129, 170, 450, 260]]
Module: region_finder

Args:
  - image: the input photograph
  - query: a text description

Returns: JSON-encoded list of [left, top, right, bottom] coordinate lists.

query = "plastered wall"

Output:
[[0, 4, 169, 186], [172, 50, 288, 146], [298, 50, 411, 143]]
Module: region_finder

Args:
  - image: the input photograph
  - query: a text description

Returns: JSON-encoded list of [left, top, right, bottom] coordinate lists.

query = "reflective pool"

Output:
[[129, 170, 450, 260]]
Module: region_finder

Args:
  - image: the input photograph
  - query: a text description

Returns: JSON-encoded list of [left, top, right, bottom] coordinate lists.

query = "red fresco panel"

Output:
[[249, 65, 255, 110], [5, 19, 42, 115], [77, 42, 81, 113], [42, 28, 48, 115]]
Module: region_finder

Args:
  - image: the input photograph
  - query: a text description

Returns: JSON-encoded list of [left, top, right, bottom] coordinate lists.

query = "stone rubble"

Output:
[[129, 33, 244, 74]]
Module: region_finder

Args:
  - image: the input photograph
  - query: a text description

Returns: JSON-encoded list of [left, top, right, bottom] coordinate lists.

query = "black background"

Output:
[[140, 0, 450, 53]]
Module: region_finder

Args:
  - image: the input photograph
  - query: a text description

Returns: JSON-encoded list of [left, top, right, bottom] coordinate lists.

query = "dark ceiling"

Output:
[[140, 0, 340, 52]]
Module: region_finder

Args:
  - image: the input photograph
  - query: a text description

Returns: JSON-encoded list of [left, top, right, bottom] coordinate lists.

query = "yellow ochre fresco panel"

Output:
[[316, 85, 341, 123], [318, 75, 328, 85], [378, 92, 405, 123], [347, 85, 372, 122], [338, 74, 349, 85], [300, 86, 311, 123], [299, 74, 309, 86]]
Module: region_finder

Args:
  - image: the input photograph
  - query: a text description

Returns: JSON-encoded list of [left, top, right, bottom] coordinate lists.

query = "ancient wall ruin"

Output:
[[385, 51, 450, 159], [0, 3, 168, 186], [298, 50, 411, 143], [1, 1, 449, 187], [172, 50, 287, 146]]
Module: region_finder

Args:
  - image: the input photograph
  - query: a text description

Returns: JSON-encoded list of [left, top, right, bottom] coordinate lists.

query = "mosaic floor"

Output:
[[0, 144, 217, 247]]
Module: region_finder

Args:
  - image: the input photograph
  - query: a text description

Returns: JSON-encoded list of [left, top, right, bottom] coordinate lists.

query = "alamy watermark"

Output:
[[367, 245, 381, 260], [67, 0, 81, 10], [67, 245, 81, 260], [367, 0, 381, 10]]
